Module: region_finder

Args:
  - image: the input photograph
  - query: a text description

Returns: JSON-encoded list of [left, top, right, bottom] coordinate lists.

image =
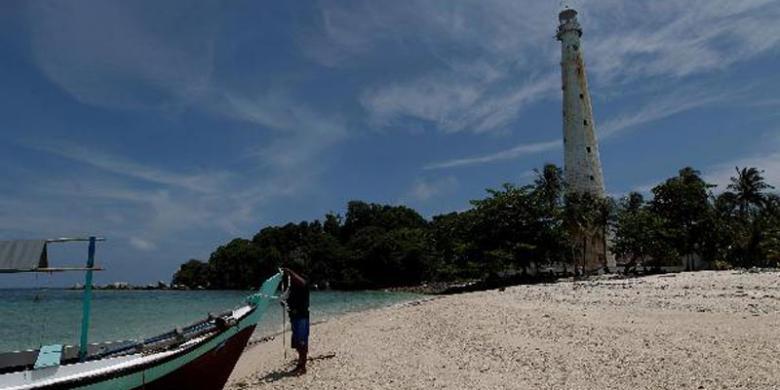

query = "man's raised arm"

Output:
[[282, 267, 307, 286]]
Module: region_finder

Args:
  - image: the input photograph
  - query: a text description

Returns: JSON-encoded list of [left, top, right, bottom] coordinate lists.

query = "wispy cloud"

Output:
[[30, 141, 230, 193], [27, 0, 780, 174], [27, 1, 219, 111], [426, 85, 733, 170], [624, 133, 780, 196], [9, 139, 316, 254], [309, 1, 561, 134], [20, 1, 356, 261], [129, 236, 157, 251], [599, 87, 735, 138], [756, 99, 780, 106], [313, 0, 780, 138], [584, 0, 780, 82], [7, 0, 780, 285], [302, 1, 555, 69], [223, 92, 348, 169], [402, 176, 459, 203], [28, 1, 349, 176], [18, 0, 351, 267], [705, 150, 780, 192], [425, 140, 560, 170]]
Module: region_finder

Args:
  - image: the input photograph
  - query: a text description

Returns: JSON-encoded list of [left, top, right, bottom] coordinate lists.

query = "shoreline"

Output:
[[245, 296, 442, 348], [227, 270, 779, 389]]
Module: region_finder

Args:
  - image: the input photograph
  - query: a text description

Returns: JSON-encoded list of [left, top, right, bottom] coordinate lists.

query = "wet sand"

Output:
[[228, 271, 780, 389]]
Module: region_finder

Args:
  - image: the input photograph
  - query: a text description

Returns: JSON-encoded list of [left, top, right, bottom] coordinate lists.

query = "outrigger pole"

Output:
[[46, 237, 108, 361], [79, 236, 97, 361]]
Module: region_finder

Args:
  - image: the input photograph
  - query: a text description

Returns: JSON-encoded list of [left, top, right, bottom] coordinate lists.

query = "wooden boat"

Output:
[[0, 237, 281, 390]]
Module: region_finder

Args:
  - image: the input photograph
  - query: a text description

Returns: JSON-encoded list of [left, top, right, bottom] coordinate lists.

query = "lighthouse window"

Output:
[[579, 93, 584, 99], [590, 175, 595, 181], [572, 44, 579, 51], [586, 146, 591, 153], [583, 119, 588, 126]]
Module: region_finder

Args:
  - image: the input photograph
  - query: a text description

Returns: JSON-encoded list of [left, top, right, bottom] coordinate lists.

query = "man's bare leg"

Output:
[[293, 345, 307, 374]]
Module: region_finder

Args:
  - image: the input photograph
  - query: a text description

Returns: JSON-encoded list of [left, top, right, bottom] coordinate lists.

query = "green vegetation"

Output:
[[173, 165, 779, 290], [613, 167, 779, 271]]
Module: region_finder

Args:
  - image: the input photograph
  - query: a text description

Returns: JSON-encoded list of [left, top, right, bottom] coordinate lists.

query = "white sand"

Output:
[[228, 271, 780, 389]]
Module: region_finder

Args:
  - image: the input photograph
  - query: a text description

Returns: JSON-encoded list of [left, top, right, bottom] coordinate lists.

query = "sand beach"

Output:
[[227, 271, 779, 390]]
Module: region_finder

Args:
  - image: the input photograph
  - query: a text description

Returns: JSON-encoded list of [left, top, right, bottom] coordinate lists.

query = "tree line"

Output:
[[172, 165, 779, 290]]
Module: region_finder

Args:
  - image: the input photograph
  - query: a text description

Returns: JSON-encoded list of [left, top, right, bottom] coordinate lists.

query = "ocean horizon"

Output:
[[0, 288, 421, 353]]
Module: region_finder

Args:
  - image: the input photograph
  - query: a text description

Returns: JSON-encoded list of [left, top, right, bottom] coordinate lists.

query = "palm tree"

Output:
[[563, 193, 589, 274], [757, 194, 780, 267], [725, 167, 776, 267], [563, 192, 610, 275], [727, 167, 774, 218], [533, 164, 564, 211]]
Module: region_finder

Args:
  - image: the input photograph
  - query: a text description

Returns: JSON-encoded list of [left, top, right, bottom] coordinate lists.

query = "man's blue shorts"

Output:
[[291, 317, 309, 348]]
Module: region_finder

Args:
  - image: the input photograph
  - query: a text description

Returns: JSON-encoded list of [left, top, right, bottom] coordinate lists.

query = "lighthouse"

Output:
[[557, 9, 605, 197], [556, 9, 612, 272]]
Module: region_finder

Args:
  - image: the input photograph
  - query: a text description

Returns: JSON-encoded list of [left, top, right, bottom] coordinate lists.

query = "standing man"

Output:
[[282, 266, 309, 375]]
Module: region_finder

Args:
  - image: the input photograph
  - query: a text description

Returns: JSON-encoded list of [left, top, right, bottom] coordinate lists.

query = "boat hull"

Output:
[[1, 273, 282, 390], [131, 325, 254, 390], [15, 324, 256, 390]]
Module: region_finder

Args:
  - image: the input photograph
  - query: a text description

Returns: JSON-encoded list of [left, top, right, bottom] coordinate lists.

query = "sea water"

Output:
[[0, 289, 421, 352]]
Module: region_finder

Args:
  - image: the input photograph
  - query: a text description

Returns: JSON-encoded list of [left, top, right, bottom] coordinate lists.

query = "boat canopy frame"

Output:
[[0, 236, 106, 362]]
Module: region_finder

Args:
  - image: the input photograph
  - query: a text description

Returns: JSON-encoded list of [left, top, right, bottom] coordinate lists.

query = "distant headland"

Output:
[[68, 281, 197, 290]]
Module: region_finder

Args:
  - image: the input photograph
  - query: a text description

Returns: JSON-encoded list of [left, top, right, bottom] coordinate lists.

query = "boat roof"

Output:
[[0, 240, 48, 272], [0, 237, 105, 273]]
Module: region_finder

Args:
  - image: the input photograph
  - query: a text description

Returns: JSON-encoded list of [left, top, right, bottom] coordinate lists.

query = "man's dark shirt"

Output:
[[287, 281, 310, 319]]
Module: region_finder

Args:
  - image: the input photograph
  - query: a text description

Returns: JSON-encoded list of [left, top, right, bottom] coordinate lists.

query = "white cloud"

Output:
[[308, 1, 561, 133], [30, 141, 230, 193], [15, 7, 349, 256], [27, 1, 219, 110], [10, 140, 313, 248], [302, 1, 555, 68], [705, 153, 780, 192], [361, 75, 484, 132], [426, 84, 734, 170], [425, 140, 560, 170], [222, 92, 348, 169], [311, 0, 780, 138], [362, 73, 561, 134], [624, 135, 780, 197], [28, 0, 780, 141], [584, 0, 780, 83], [21, 1, 354, 254], [403, 176, 459, 203], [27, 0, 780, 175], [129, 237, 156, 251], [598, 87, 735, 139], [17, 1, 780, 223], [27, 1, 348, 178]]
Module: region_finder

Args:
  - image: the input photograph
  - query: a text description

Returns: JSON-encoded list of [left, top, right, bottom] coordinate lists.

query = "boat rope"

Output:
[[282, 301, 286, 361], [280, 272, 290, 362], [34, 272, 42, 347], [32, 272, 51, 348]]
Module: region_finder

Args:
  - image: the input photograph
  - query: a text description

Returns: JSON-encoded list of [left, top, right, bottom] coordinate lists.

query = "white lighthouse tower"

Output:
[[557, 9, 605, 197], [556, 8, 612, 271]]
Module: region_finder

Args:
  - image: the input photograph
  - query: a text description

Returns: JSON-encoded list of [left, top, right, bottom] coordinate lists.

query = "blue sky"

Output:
[[1, 0, 779, 286]]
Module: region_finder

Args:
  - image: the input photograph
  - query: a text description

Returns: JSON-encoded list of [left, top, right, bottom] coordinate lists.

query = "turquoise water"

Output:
[[0, 289, 421, 352]]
